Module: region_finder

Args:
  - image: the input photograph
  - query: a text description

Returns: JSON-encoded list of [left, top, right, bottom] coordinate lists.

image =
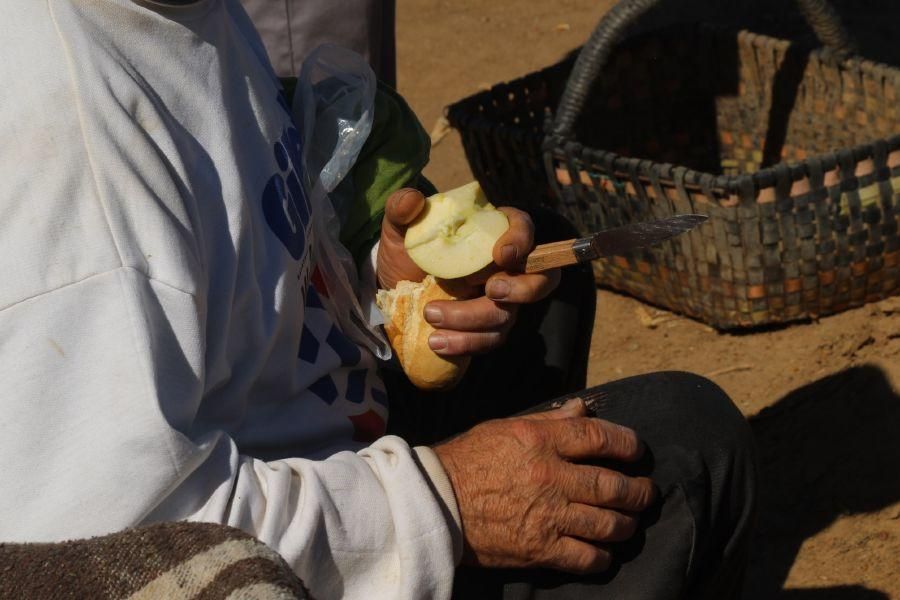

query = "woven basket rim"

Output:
[[448, 22, 900, 116], [549, 133, 900, 199], [448, 22, 900, 197], [444, 17, 900, 328], [445, 54, 572, 123]]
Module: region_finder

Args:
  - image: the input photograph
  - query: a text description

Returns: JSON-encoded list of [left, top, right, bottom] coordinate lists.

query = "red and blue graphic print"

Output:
[[261, 100, 386, 443]]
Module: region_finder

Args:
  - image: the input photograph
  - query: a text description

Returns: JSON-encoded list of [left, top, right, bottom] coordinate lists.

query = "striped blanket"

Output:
[[0, 522, 308, 599]]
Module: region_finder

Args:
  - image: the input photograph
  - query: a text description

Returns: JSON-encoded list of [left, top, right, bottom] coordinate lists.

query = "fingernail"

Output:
[[393, 189, 419, 212], [429, 334, 448, 351], [424, 305, 443, 325], [562, 397, 585, 412], [399, 189, 419, 202], [500, 244, 518, 264], [487, 279, 511, 299]]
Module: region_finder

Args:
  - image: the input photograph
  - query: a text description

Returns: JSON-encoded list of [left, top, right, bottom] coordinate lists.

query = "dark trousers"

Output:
[[384, 210, 758, 599]]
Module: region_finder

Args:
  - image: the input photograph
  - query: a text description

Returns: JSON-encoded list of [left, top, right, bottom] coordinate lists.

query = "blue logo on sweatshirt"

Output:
[[262, 124, 312, 260]]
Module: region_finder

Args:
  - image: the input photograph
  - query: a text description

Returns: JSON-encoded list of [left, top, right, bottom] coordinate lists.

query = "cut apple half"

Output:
[[404, 181, 509, 279]]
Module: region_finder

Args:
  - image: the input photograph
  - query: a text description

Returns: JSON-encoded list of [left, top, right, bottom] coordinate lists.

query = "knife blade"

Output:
[[524, 214, 707, 274]]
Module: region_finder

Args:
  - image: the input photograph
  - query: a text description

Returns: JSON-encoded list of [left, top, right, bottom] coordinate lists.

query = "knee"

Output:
[[651, 371, 738, 419], [657, 371, 750, 446], [599, 371, 753, 460]]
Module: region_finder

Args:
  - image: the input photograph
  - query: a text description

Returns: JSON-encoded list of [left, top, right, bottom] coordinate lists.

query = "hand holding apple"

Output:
[[377, 185, 561, 362], [403, 181, 510, 279]]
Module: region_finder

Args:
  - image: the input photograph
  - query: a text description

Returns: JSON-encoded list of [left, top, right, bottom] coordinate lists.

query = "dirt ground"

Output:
[[396, 1, 900, 597]]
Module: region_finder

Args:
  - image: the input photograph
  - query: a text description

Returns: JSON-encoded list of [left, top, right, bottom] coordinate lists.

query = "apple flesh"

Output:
[[404, 181, 509, 279]]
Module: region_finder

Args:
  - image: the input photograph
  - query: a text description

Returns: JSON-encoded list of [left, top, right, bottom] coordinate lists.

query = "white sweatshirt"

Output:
[[0, 1, 457, 598]]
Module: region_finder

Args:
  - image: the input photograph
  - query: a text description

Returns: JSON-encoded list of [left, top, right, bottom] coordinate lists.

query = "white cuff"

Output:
[[359, 240, 385, 327], [412, 446, 463, 565]]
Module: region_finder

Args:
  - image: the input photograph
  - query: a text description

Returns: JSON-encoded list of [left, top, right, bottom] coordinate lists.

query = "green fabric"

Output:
[[342, 81, 434, 263], [279, 77, 434, 264]]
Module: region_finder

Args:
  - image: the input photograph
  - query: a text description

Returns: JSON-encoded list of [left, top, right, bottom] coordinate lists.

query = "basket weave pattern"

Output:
[[449, 25, 900, 328]]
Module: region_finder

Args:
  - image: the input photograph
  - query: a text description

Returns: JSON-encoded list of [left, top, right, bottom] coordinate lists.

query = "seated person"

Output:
[[0, 1, 756, 599], [239, 0, 396, 84]]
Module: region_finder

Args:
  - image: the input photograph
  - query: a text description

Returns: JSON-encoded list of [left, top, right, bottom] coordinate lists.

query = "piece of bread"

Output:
[[376, 275, 472, 390]]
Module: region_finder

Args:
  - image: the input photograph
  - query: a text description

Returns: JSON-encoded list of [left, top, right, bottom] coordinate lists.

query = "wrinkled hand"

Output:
[[377, 188, 561, 356], [433, 399, 656, 574]]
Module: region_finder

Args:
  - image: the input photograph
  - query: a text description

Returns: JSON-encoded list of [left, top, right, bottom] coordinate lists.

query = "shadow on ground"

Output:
[[742, 365, 900, 599]]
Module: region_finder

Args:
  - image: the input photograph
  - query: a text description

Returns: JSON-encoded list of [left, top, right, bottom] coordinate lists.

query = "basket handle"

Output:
[[549, 0, 858, 140]]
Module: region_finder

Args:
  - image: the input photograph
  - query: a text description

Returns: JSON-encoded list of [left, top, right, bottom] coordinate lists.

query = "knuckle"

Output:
[[491, 305, 514, 328], [526, 460, 556, 488], [570, 548, 595, 573], [587, 422, 609, 452], [517, 277, 540, 301], [602, 422, 640, 458], [523, 214, 536, 237], [466, 304, 492, 330], [613, 473, 630, 501], [503, 205, 527, 222], [574, 546, 611, 574], [510, 419, 544, 447], [559, 505, 580, 534], [601, 511, 635, 541], [477, 331, 503, 353], [510, 208, 535, 237], [635, 477, 657, 509], [593, 512, 616, 540], [620, 427, 641, 457], [599, 472, 628, 504], [534, 544, 559, 571], [457, 332, 492, 354], [511, 223, 530, 243], [586, 509, 615, 542], [456, 336, 478, 355], [441, 333, 465, 355], [588, 473, 607, 502]]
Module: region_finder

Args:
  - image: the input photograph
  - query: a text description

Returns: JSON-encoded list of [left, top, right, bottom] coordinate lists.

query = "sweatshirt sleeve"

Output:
[[0, 6, 457, 595], [216, 438, 457, 599], [0, 267, 456, 600]]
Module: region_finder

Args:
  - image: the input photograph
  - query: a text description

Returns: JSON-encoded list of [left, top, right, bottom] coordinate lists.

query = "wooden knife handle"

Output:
[[524, 239, 579, 273]]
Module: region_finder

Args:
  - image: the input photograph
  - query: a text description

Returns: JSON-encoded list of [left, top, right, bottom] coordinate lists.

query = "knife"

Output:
[[524, 214, 707, 274]]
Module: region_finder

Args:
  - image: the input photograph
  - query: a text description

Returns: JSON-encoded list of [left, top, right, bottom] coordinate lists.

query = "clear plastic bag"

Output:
[[292, 44, 391, 359]]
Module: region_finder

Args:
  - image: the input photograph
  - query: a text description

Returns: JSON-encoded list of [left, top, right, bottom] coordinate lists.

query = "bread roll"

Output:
[[376, 275, 472, 390]]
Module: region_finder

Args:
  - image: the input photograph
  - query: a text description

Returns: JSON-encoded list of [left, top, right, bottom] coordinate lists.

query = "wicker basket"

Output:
[[448, 0, 900, 328]]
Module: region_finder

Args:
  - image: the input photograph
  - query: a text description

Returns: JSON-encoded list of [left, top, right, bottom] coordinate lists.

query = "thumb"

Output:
[[378, 188, 428, 289], [383, 188, 426, 245], [522, 397, 587, 421]]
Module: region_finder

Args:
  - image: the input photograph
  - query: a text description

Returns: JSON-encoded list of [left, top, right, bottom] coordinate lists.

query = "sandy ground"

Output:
[[396, 1, 900, 597]]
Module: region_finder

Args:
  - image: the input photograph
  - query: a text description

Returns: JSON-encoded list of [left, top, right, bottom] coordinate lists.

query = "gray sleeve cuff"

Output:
[[412, 446, 463, 565]]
